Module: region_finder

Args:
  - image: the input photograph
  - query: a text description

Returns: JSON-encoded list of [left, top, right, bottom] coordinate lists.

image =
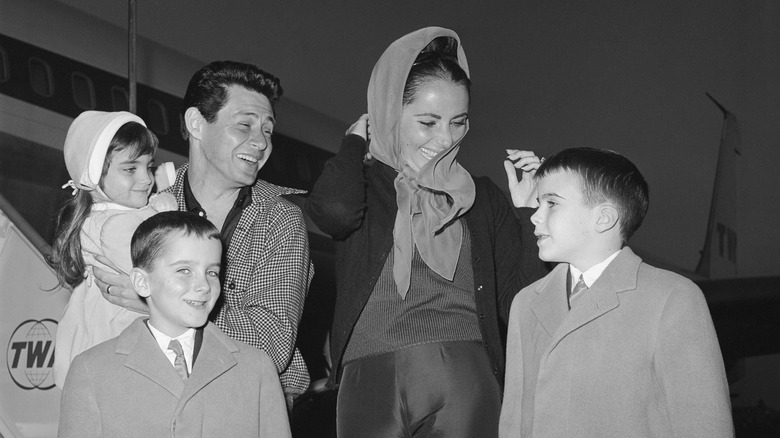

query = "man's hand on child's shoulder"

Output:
[[93, 263, 149, 314]]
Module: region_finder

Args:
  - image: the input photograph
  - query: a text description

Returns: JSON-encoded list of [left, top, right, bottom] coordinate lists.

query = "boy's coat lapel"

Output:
[[177, 326, 239, 405], [531, 248, 642, 358], [118, 319, 186, 397], [116, 320, 240, 405], [547, 278, 621, 355], [530, 264, 570, 338]]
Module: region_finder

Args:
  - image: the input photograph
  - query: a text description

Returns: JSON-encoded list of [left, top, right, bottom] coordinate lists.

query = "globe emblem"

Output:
[[6, 319, 57, 390], [23, 322, 51, 386]]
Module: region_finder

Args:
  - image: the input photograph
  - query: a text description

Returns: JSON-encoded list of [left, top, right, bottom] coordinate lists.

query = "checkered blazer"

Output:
[[165, 164, 314, 400]]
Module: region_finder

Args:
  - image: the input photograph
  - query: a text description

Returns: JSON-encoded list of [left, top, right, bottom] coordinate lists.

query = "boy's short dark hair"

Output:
[[131, 211, 222, 270], [180, 60, 283, 140], [535, 147, 649, 242]]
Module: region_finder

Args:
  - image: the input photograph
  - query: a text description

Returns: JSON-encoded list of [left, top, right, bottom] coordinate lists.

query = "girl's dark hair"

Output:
[[48, 122, 158, 288], [402, 36, 471, 106]]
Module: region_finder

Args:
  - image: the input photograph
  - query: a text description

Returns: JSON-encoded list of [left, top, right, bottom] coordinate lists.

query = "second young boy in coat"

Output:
[[499, 148, 733, 438]]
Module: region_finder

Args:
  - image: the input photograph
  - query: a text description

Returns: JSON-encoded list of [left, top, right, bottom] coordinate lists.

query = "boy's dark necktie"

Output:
[[168, 339, 189, 379], [568, 274, 588, 309]]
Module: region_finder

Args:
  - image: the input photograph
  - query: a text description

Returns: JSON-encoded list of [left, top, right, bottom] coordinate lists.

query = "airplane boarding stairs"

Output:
[[0, 193, 68, 438]]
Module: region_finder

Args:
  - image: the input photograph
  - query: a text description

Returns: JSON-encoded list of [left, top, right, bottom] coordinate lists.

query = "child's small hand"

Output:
[[154, 162, 177, 191], [148, 193, 178, 212], [504, 149, 543, 208]]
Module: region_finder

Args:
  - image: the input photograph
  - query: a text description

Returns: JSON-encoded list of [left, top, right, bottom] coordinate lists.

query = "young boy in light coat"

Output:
[[58, 211, 290, 437], [499, 148, 733, 438]]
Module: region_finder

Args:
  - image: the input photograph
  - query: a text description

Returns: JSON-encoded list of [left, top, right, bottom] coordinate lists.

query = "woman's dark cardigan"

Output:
[[305, 135, 547, 389]]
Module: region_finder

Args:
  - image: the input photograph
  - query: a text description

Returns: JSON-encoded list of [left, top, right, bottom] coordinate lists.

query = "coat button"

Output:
[[479, 313, 485, 319], [229, 281, 236, 290]]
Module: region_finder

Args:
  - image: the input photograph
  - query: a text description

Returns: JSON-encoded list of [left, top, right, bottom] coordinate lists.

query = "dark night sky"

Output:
[[13, 0, 780, 277]]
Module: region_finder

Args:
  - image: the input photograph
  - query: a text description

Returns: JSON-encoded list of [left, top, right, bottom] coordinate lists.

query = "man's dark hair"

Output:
[[180, 60, 283, 140]]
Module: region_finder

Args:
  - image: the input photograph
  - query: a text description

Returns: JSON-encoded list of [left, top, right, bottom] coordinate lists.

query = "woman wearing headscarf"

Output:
[[305, 27, 547, 437]]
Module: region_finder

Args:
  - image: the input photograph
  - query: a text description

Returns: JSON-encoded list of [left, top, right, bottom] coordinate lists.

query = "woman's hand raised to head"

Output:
[[504, 149, 543, 208], [346, 114, 370, 140], [346, 114, 372, 161]]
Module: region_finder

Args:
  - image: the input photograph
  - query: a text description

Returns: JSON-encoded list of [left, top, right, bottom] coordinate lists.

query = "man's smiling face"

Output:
[[198, 85, 275, 189]]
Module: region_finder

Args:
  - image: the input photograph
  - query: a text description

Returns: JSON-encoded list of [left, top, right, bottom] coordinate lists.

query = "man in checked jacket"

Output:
[[98, 61, 313, 409]]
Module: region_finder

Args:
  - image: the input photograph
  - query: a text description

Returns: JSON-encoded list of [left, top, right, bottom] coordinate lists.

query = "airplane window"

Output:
[[29, 57, 54, 98], [71, 72, 96, 110], [111, 86, 129, 111], [147, 99, 169, 135], [0, 45, 8, 82]]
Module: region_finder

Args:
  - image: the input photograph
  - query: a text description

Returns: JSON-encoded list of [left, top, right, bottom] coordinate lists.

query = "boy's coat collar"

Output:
[[114, 319, 240, 400], [530, 247, 642, 355]]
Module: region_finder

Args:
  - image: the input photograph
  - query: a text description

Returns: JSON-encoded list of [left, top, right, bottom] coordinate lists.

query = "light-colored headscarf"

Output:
[[367, 27, 476, 298], [63, 110, 146, 201]]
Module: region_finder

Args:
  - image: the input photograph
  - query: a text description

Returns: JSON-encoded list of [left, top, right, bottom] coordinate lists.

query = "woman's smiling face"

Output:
[[398, 79, 469, 174]]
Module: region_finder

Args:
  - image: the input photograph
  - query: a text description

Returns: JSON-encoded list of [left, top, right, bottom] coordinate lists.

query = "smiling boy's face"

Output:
[[530, 169, 601, 271], [132, 232, 222, 337]]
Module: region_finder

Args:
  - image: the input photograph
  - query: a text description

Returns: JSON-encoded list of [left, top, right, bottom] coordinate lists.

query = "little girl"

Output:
[[49, 111, 177, 388]]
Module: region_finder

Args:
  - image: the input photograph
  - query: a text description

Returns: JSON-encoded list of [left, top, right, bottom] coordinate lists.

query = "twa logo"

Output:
[[6, 319, 57, 390]]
